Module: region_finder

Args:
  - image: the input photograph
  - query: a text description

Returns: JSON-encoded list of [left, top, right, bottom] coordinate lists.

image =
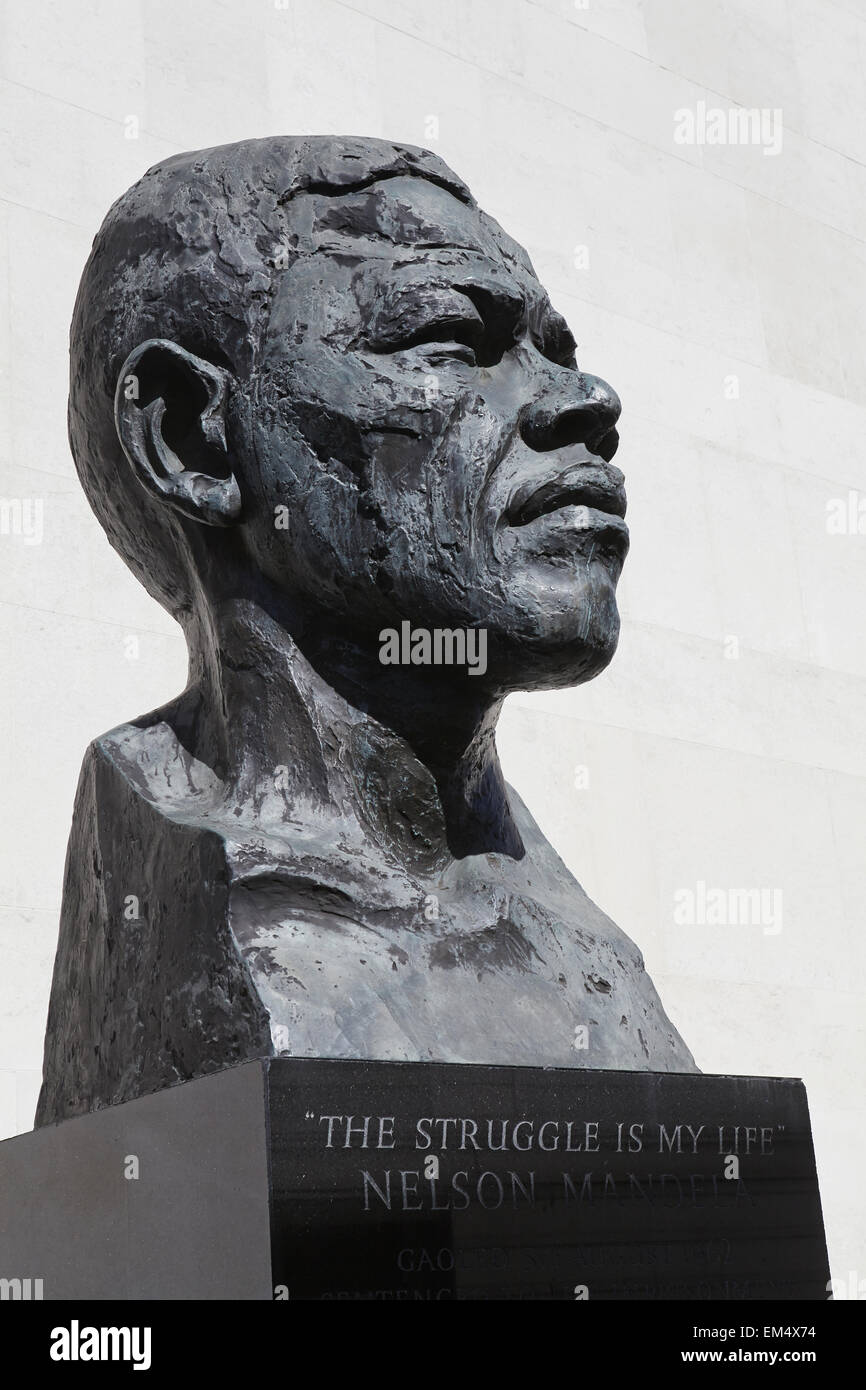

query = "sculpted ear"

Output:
[[114, 339, 241, 526]]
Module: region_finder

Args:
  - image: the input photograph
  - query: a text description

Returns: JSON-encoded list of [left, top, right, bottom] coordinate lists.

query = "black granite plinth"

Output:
[[0, 1060, 830, 1300]]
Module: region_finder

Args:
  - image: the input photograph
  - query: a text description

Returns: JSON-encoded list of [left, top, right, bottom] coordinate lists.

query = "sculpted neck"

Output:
[[178, 597, 524, 865]]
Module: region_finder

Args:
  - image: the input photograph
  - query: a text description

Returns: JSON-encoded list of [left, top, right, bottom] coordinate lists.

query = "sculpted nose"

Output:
[[520, 373, 621, 461]]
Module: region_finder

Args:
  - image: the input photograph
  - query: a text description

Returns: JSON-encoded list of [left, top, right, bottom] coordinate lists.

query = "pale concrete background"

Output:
[[1, 0, 863, 1287]]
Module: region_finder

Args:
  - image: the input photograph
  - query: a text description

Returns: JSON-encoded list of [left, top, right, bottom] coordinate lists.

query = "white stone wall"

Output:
[[1, 0, 863, 1285]]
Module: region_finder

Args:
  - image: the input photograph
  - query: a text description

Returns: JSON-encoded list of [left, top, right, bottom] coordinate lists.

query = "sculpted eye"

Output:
[[367, 283, 523, 367], [395, 311, 484, 364], [418, 341, 478, 367]]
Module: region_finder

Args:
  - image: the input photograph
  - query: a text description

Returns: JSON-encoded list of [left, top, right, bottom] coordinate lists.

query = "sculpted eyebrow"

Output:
[[366, 278, 526, 356]]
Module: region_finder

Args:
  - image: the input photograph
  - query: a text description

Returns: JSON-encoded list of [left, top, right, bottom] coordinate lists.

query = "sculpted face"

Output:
[[237, 175, 627, 693]]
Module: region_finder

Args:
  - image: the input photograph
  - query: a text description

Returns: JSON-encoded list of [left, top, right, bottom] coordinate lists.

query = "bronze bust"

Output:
[[37, 136, 695, 1125]]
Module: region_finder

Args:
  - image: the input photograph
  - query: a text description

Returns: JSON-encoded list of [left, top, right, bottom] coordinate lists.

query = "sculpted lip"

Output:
[[505, 462, 627, 527]]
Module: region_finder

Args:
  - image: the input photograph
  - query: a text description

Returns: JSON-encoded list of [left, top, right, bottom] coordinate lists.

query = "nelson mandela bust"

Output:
[[37, 136, 696, 1125]]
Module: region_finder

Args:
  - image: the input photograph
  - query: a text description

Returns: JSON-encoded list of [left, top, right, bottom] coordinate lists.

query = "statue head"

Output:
[[70, 136, 626, 703]]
